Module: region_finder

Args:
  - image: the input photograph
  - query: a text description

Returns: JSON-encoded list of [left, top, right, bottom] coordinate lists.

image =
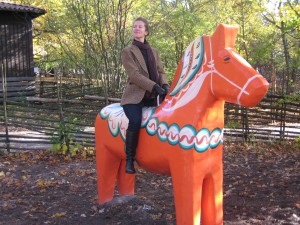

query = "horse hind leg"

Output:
[[96, 145, 122, 204], [117, 159, 135, 196]]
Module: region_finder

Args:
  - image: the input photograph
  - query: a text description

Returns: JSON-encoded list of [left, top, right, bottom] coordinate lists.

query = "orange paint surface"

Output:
[[95, 24, 269, 225]]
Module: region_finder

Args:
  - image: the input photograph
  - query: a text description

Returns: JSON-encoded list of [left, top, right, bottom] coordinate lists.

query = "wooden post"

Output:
[[280, 102, 286, 140], [39, 75, 44, 97], [2, 63, 10, 152]]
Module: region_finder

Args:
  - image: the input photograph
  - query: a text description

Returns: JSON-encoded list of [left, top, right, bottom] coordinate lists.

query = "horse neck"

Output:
[[155, 36, 225, 129]]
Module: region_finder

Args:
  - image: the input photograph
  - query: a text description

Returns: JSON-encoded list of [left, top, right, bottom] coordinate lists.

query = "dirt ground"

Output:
[[0, 142, 299, 225]]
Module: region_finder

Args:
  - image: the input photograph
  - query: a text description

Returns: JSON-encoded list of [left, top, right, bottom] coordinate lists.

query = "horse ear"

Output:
[[212, 23, 239, 48]]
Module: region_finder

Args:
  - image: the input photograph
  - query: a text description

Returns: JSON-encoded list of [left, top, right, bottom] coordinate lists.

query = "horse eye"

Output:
[[224, 56, 231, 62]]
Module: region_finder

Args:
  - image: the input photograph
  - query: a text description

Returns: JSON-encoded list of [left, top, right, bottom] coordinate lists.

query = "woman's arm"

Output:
[[122, 48, 155, 92]]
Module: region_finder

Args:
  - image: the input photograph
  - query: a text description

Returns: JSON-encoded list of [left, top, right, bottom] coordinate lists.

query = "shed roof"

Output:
[[0, 2, 46, 18]]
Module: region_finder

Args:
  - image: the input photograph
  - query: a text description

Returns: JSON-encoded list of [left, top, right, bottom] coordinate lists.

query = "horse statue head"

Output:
[[158, 24, 268, 115]]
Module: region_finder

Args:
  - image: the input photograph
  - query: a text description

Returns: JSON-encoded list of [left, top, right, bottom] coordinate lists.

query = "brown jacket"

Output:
[[120, 45, 168, 106]]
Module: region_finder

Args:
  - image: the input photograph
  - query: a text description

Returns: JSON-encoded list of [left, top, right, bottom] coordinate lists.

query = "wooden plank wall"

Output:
[[0, 12, 35, 101]]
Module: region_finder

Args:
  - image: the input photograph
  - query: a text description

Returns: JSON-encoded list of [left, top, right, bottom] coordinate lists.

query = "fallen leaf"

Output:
[[54, 212, 67, 218]]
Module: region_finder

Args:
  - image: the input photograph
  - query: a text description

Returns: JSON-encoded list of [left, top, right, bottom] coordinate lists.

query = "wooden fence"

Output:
[[0, 76, 299, 152], [224, 95, 300, 141]]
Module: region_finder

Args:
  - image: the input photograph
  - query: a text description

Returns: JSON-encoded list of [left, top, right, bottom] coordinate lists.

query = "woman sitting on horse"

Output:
[[121, 17, 169, 174]]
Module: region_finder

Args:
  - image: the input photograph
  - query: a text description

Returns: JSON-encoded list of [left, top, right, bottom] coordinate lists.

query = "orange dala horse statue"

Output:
[[95, 24, 269, 225]]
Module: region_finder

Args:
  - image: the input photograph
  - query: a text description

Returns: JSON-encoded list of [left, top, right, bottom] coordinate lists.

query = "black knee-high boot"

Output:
[[125, 130, 139, 174]]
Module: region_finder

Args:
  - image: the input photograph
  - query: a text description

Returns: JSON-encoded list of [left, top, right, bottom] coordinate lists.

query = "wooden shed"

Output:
[[0, 2, 46, 100]]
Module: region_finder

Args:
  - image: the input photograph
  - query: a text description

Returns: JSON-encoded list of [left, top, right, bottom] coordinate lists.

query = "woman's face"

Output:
[[132, 20, 148, 42]]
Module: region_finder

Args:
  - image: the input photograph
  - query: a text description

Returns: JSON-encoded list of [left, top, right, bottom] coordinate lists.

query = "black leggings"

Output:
[[122, 99, 157, 132], [122, 102, 143, 132]]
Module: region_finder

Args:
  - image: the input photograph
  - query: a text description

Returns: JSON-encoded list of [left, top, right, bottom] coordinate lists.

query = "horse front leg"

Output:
[[201, 166, 223, 225], [170, 162, 204, 225], [96, 145, 122, 204]]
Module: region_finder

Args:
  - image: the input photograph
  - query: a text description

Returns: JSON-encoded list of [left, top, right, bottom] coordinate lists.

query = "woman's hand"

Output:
[[162, 84, 170, 94], [153, 84, 166, 95]]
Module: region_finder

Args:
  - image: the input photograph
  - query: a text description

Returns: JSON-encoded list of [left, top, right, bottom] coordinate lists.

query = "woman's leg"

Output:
[[122, 103, 143, 173]]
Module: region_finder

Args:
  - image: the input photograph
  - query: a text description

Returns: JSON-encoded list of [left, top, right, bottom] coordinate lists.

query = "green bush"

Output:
[[50, 117, 83, 157], [225, 121, 240, 129], [294, 136, 300, 149]]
